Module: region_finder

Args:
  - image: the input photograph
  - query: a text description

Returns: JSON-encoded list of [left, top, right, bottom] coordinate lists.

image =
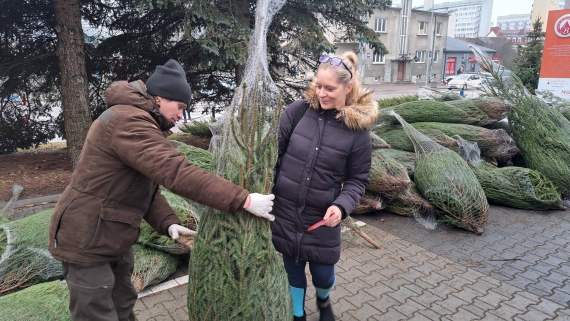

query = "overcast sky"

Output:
[[411, 0, 535, 24]]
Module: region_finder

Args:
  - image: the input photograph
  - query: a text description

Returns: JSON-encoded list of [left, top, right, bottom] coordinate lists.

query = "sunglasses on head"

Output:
[[319, 55, 353, 80]]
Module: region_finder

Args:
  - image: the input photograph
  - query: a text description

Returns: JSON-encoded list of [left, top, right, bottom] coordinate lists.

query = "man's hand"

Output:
[[244, 193, 275, 221], [168, 224, 197, 240], [322, 205, 343, 227]]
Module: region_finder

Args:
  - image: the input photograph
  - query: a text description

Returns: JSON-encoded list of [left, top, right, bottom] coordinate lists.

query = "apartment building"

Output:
[[532, 0, 569, 30], [330, 0, 449, 84], [496, 13, 531, 31], [431, 0, 493, 38]]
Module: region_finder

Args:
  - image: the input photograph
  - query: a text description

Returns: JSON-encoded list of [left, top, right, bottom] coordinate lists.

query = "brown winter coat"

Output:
[[48, 80, 248, 267]]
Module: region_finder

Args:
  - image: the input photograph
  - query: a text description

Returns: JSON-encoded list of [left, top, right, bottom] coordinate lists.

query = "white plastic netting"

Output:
[[0, 209, 61, 295], [187, 1, 292, 320], [0, 280, 71, 321], [137, 189, 201, 254], [390, 111, 490, 234], [470, 45, 570, 199], [1, 208, 186, 297]]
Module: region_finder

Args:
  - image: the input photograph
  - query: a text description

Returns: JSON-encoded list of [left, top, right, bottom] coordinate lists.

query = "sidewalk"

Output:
[[4, 195, 569, 320], [364, 82, 483, 100], [366, 82, 423, 100], [0, 194, 60, 220], [134, 222, 570, 321]]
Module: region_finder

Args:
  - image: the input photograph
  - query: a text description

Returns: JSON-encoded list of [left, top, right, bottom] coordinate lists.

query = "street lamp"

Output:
[[360, 40, 366, 80]]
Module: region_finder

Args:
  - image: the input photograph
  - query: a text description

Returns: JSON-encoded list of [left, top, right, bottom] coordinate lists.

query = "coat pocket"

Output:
[[84, 207, 143, 256], [51, 198, 75, 248]]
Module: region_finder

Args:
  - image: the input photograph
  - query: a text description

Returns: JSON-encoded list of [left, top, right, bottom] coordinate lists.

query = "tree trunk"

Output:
[[53, 0, 91, 170]]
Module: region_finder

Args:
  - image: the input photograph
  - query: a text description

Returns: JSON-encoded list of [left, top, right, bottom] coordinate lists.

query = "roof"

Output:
[[445, 36, 496, 53]]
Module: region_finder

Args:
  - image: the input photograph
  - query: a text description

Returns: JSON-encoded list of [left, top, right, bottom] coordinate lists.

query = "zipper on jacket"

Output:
[[54, 201, 73, 248], [295, 207, 305, 263], [295, 231, 303, 264], [54, 215, 64, 248]]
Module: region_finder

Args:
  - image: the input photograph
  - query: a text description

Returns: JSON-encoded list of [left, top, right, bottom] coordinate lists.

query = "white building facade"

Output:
[[496, 13, 531, 31], [431, 0, 493, 38]]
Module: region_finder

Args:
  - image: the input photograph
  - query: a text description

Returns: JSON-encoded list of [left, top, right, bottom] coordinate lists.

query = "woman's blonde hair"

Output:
[[317, 51, 362, 106]]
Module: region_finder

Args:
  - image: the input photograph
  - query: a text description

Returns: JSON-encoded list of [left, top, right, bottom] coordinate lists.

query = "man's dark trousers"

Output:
[[62, 249, 137, 321]]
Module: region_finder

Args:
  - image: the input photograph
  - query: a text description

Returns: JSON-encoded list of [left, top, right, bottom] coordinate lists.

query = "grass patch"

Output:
[[16, 141, 67, 153]]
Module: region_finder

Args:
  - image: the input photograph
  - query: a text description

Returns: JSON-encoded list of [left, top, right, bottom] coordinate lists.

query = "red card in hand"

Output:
[[307, 217, 331, 232]]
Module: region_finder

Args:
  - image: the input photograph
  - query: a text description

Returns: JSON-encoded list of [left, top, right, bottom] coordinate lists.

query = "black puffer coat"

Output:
[[271, 84, 378, 265]]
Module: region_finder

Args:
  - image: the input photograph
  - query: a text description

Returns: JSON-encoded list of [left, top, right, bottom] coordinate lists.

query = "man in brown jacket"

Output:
[[48, 59, 275, 321]]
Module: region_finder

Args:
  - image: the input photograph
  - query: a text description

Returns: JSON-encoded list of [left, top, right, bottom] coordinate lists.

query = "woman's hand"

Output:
[[322, 205, 343, 227]]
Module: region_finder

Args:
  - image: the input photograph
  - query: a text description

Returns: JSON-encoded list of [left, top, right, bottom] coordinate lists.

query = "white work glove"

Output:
[[244, 193, 275, 221], [167, 224, 197, 240]]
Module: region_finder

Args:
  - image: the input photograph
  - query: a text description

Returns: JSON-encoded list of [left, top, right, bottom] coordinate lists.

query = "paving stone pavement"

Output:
[[134, 212, 570, 321], [359, 205, 570, 309]]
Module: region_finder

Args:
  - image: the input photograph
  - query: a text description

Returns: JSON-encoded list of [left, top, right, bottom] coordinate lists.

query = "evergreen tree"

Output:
[[513, 18, 545, 95], [53, 0, 92, 168], [0, 0, 60, 154], [1, 0, 392, 155]]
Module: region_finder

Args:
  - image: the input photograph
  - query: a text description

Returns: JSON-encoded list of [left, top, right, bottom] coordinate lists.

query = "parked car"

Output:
[[0, 94, 21, 102], [444, 76, 456, 85], [447, 73, 484, 90]]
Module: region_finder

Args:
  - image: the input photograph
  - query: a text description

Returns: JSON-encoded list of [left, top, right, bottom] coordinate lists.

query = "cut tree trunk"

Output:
[[53, 0, 92, 170]]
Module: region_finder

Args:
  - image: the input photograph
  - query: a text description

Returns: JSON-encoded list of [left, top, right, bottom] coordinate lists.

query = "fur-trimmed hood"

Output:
[[304, 82, 379, 131]]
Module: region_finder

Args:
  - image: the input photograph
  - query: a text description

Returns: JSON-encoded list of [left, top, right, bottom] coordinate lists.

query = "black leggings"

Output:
[[282, 253, 335, 289]]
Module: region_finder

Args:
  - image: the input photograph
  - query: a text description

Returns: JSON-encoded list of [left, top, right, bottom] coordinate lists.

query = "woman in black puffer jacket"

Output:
[[271, 51, 378, 321]]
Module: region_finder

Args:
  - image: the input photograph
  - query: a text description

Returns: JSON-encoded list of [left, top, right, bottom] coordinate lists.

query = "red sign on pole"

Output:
[[538, 9, 570, 99]]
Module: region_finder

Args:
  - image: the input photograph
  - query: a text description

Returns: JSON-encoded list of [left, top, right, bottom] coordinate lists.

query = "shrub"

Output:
[[0, 100, 56, 155], [180, 120, 213, 137]]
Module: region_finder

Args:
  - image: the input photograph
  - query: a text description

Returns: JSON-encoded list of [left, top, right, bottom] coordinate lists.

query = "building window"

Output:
[[373, 51, 385, 64], [415, 50, 426, 63], [433, 50, 439, 62], [375, 18, 387, 33], [418, 21, 428, 35], [436, 23, 442, 35], [445, 57, 456, 75]]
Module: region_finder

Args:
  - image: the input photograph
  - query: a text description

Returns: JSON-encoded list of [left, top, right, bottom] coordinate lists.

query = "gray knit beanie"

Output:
[[146, 59, 192, 105]]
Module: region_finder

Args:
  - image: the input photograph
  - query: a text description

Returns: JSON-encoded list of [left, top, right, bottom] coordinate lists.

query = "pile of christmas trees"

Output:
[[354, 50, 568, 235]]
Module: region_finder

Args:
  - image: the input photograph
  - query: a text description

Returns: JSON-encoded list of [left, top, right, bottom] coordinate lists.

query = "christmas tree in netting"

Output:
[[0, 209, 61, 295], [138, 189, 201, 254], [391, 112, 490, 234], [0, 280, 71, 321], [1, 210, 185, 297], [187, 0, 291, 319], [470, 45, 570, 199]]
